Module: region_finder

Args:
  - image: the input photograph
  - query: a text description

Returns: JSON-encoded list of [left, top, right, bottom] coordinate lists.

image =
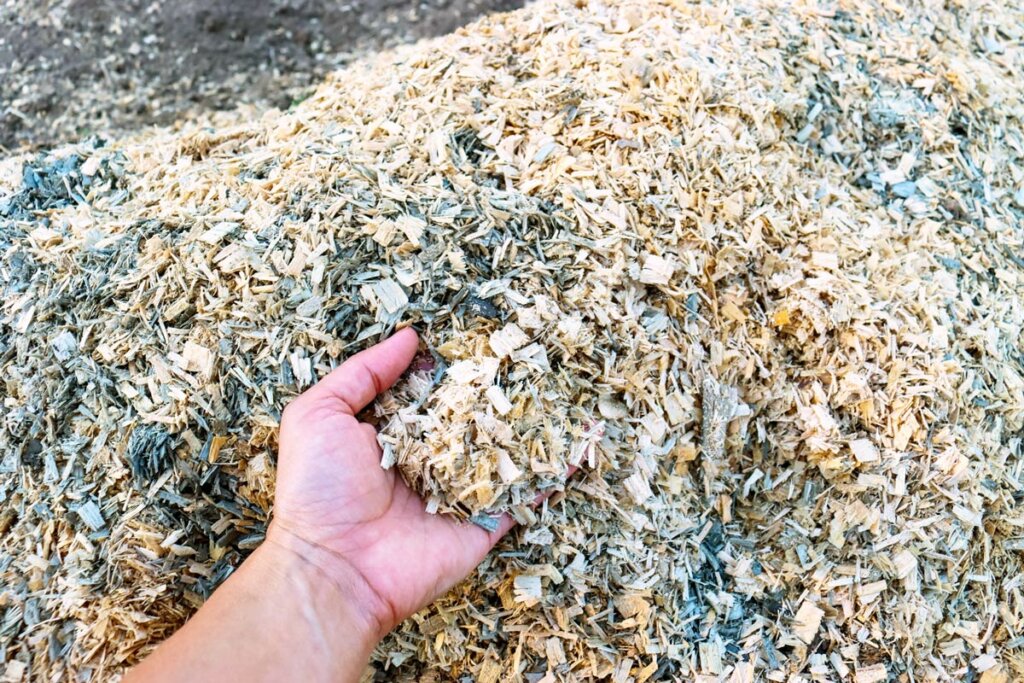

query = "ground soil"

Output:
[[0, 0, 524, 152]]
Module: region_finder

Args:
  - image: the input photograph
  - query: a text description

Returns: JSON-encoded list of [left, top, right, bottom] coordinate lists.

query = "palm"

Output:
[[268, 329, 511, 632]]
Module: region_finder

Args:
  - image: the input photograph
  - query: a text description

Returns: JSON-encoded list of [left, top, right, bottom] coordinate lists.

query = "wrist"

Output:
[[126, 527, 384, 683], [258, 523, 394, 645], [227, 533, 381, 682]]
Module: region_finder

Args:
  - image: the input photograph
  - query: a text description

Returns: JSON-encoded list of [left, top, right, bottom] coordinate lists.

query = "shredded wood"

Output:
[[1, 0, 1023, 680]]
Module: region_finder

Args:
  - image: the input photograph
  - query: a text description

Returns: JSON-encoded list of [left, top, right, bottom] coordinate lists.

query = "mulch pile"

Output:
[[1, 0, 1022, 680]]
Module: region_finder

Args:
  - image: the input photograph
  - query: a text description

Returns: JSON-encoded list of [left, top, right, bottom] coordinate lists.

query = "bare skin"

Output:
[[126, 328, 517, 682]]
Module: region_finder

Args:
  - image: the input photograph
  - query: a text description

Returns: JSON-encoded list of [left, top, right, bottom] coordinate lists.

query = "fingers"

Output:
[[459, 512, 514, 569], [488, 513, 518, 541], [304, 327, 419, 414], [466, 466, 581, 558]]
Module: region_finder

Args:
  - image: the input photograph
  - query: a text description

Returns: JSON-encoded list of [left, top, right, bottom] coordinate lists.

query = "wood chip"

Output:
[[793, 601, 824, 644], [849, 438, 880, 464]]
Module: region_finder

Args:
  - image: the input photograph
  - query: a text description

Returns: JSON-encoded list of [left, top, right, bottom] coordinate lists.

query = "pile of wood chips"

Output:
[[2, 0, 1023, 680]]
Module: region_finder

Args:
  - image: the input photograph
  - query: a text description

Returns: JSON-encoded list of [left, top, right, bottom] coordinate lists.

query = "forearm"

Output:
[[125, 540, 379, 683]]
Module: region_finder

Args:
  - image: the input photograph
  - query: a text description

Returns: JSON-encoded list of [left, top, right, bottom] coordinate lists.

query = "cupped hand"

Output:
[[266, 327, 514, 637]]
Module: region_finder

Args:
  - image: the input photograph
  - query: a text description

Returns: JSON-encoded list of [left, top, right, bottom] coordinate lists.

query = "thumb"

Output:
[[304, 327, 419, 414]]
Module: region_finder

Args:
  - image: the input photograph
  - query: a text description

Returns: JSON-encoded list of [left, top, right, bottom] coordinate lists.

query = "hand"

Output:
[[266, 327, 515, 639], [126, 329, 524, 683]]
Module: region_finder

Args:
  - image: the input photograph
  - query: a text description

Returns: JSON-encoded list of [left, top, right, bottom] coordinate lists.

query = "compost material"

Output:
[[1, 0, 1023, 680]]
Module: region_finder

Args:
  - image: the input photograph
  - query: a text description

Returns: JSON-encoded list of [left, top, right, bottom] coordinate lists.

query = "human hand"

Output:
[[126, 328, 535, 683], [266, 327, 515, 639]]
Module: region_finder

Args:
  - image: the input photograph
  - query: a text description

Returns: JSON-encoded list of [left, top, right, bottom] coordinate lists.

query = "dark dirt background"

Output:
[[0, 0, 525, 152]]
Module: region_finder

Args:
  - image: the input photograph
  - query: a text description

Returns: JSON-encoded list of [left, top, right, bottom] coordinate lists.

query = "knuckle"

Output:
[[357, 359, 385, 397]]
